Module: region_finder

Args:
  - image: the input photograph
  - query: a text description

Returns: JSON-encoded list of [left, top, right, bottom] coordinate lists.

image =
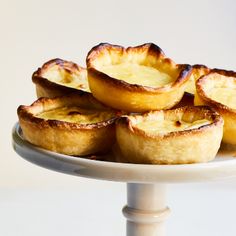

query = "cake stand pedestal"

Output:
[[123, 183, 170, 236], [12, 123, 236, 236]]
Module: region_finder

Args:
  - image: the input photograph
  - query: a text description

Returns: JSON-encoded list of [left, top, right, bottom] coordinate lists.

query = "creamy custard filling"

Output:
[[100, 63, 173, 87], [43, 68, 90, 92], [36, 106, 114, 124], [136, 119, 211, 135], [207, 87, 236, 109]]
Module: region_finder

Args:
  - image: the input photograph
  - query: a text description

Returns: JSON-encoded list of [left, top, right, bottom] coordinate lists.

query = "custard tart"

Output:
[[195, 69, 236, 145], [86, 43, 192, 112], [32, 58, 90, 98], [185, 64, 210, 95], [17, 93, 119, 156], [116, 106, 223, 164]]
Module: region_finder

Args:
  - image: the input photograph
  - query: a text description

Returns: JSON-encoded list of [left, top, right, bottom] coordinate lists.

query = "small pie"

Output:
[[32, 58, 90, 98], [17, 93, 119, 156], [116, 106, 223, 164], [195, 69, 236, 145], [185, 64, 210, 95], [86, 43, 192, 112]]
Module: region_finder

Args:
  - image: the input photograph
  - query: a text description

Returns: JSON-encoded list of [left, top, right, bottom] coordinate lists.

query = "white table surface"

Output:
[[1, 181, 236, 236]]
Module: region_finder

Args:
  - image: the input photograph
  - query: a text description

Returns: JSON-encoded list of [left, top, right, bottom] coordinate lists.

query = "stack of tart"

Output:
[[17, 43, 236, 164]]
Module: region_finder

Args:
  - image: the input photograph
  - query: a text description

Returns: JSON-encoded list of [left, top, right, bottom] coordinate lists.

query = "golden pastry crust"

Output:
[[86, 43, 192, 112], [32, 58, 90, 98], [185, 64, 210, 94], [116, 106, 223, 164], [18, 93, 119, 156], [195, 69, 236, 145], [174, 64, 209, 108]]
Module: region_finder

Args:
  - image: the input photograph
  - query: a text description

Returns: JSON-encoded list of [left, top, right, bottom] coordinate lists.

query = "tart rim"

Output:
[[196, 69, 236, 113], [86, 43, 192, 93], [116, 106, 223, 139], [17, 93, 118, 130], [192, 64, 209, 70], [32, 58, 89, 95]]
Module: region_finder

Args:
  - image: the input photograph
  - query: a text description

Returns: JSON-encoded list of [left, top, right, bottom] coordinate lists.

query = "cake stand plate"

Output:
[[12, 123, 236, 236]]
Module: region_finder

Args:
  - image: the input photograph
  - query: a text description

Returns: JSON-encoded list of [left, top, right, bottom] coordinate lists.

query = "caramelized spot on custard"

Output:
[[68, 111, 82, 115], [36, 106, 116, 124], [175, 121, 182, 127]]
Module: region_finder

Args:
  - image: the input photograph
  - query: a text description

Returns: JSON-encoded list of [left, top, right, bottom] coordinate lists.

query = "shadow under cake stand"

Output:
[[12, 123, 236, 236]]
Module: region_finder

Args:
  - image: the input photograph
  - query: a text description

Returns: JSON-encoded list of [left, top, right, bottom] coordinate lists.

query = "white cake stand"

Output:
[[12, 123, 236, 236]]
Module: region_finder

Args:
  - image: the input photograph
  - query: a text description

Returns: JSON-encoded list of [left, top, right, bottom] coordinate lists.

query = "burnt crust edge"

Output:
[[116, 106, 223, 139], [86, 43, 192, 94], [32, 58, 90, 96], [17, 93, 120, 130], [196, 69, 236, 114]]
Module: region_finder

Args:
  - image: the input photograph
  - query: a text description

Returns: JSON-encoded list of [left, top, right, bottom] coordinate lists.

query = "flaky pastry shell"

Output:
[[195, 69, 236, 145], [185, 64, 210, 94], [17, 93, 119, 156], [86, 43, 192, 112], [116, 106, 223, 164], [32, 58, 90, 98]]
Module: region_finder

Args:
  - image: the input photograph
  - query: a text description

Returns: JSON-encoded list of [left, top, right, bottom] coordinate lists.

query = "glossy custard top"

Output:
[[43, 67, 90, 92], [101, 63, 173, 87], [36, 106, 115, 124], [136, 118, 211, 135], [207, 87, 236, 109]]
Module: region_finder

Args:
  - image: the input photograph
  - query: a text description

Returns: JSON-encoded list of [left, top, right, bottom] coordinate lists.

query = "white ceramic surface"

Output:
[[12, 123, 236, 184], [123, 183, 170, 236]]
